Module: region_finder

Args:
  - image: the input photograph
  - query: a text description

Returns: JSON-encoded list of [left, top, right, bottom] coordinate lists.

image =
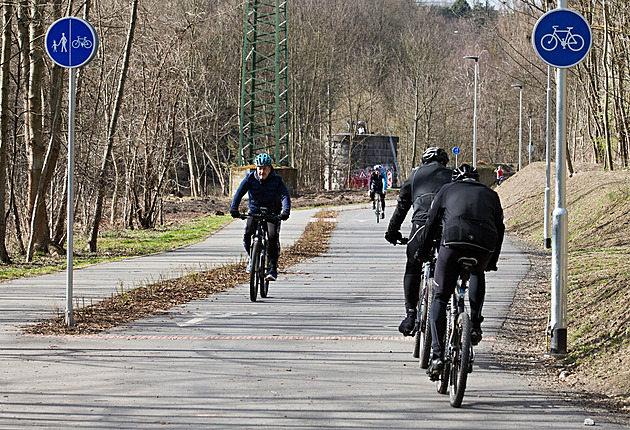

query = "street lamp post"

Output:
[[526, 114, 533, 165], [464, 56, 479, 168], [511, 84, 523, 171]]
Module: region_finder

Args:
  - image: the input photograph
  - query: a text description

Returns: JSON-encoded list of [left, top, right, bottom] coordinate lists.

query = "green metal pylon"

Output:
[[239, 0, 289, 167]]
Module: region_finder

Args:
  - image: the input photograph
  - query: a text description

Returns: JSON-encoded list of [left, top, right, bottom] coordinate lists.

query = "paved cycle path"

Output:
[[0, 208, 320, 331], [0, 206, 626, 429]]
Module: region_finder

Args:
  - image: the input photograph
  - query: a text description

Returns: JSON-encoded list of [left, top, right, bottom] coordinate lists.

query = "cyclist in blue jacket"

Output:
[[230, 153, 291, 281], [369, 165, 387, 219]]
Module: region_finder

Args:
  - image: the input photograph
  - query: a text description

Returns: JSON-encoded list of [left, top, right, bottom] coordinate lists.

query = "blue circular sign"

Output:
[[532, 8, 591, 68], [45, 17, 98, 68], [452, 147, 461, 155]]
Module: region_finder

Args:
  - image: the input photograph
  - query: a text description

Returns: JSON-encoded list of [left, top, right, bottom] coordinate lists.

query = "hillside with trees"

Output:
[[0, 0, 627, 271]]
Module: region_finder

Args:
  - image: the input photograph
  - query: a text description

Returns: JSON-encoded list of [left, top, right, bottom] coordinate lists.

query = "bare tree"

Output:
[[88, 0, 138, 252], [0, 1, 14, 263]]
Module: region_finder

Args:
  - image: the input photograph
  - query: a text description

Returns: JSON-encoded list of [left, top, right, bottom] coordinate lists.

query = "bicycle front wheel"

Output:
[[259, 247, 269, 298], [249, 239, 261, 302], [418, 283, 433, 369], [375, 195, 381, 223], [449, 312, 472, 408]]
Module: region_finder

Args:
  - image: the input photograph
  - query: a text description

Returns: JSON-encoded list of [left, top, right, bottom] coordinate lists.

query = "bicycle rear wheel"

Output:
[[449, 312, 471, 408], [249, 239, 261, 302], [259, 247, 269, 298]]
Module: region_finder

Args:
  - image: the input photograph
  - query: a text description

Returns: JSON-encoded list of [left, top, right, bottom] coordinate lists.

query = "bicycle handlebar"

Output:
[[238, 212, 281, 221]]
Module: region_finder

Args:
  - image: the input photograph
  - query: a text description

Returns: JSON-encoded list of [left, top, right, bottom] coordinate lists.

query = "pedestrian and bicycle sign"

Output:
[[44, 16, 98, 326], [452, 147, 461, 155], [532, 8, 592, 68], [45, 17, 98, 68]]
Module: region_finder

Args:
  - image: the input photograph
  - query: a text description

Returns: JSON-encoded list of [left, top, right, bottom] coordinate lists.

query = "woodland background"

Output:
[[0, 0, 626, 262]]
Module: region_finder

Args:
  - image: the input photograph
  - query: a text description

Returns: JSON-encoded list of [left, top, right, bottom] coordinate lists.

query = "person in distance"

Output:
[[369, 164, 387, 219]]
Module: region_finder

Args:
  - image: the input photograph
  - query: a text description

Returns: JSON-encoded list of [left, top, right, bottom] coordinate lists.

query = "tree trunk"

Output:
[[0, 2, 13, 263], [110, 156, 120, 225], [25, 0, 50, 258], [601, 0, 613, 170], [184, 100, 199, 197], [88, 0, 138, 252]]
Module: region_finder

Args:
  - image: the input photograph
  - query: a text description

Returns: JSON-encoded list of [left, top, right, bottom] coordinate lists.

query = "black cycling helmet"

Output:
[[422, 147, 449, 165], [452, 163, 479, 182]]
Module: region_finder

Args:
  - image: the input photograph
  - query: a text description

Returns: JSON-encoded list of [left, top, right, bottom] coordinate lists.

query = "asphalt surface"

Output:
[[0, 205, 626, 429]]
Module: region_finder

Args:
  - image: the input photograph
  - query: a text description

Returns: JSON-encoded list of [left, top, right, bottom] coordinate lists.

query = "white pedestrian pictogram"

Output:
[[58, 32, 67, 52]]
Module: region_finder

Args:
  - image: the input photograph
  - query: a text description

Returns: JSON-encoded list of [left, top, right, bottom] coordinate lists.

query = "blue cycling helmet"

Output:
[[254, 153, 273, 167]]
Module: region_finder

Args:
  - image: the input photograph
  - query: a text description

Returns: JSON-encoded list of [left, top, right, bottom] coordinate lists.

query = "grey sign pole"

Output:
[[551, 64, 568, 354], [544, 65, 552, 249], [533, 0, 592, 356], [66, 69, 76, 326]]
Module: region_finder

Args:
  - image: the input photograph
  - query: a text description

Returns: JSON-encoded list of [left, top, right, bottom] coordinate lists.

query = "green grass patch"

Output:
[[0, 215, 232, 281]]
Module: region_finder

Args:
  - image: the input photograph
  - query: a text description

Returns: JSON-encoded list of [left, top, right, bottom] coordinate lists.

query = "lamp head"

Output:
[[463, 55, 479, 61], [511, 84, 523, 89]]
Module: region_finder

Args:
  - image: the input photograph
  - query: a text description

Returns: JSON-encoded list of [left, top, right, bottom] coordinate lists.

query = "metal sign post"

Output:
[[544, 64, 552, 249], [45, 17, 98, 326], [532, 5, 591, 354], [452, 146, 460, 167]]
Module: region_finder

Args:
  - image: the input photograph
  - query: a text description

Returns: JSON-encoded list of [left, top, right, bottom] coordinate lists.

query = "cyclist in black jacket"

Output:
[[384, 147, 453, 335], [417, 164, 505, 379]]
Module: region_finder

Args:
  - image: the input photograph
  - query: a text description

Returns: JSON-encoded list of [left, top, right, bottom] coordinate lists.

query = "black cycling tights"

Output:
[[243, 218, 281, 264], [402, 223, 424, 311], [370, 191, 386, 211], [429, 246, 491, 359]]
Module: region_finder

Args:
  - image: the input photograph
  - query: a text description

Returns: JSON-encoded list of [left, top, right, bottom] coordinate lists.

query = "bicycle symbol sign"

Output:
[[532, 8, 591, 68], [45, 17, 98, 68]]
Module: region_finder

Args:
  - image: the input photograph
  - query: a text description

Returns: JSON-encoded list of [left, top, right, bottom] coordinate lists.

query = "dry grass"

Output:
[[495, 162, 630, 422], [24, 209, 337, 336]]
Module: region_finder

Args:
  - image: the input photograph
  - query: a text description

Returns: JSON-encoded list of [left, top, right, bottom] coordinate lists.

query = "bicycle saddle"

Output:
[[457, 257, 478, 269]]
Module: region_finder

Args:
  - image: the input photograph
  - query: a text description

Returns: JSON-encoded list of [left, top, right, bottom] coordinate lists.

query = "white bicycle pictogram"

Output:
[[541, 26, 584, 52], [71, 36, 93, 49]]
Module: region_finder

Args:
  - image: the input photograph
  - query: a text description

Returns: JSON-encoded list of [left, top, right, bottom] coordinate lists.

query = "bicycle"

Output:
[[238, 208, 280, 302], [374, 192, 383, 223], [435, 256, 477, 408], [413, 244, 438, 369]]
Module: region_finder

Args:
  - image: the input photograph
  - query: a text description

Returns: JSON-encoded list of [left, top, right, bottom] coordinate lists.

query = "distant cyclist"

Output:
[[369, 165, 387, 219], [384, 147, 452, 336], [416, 164, 504, 380], [495, 165, 504, 185], [230, 153, 291, 281]]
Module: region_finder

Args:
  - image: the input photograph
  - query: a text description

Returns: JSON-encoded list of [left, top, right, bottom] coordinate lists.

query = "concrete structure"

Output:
[[324, 133, 400, 190]]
